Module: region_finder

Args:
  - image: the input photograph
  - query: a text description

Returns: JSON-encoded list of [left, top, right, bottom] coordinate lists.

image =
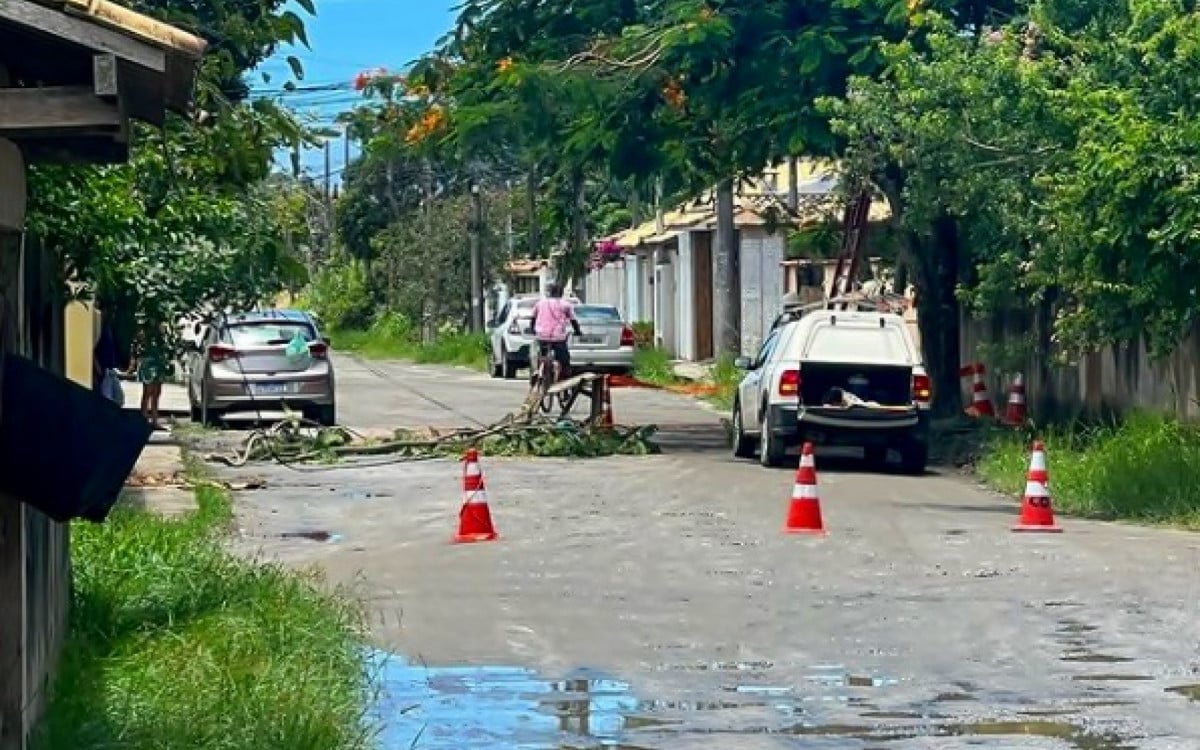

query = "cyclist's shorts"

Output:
[[536, 339, 571, 368]]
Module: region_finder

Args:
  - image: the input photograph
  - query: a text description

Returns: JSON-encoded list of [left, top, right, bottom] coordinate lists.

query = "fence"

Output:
[[960, 307, 1200, 420]]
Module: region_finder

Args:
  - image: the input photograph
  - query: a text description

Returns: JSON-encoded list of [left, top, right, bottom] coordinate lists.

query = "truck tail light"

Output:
[[508, 320, 520, 334], [620, 326, 635, 347], [912, 373, 932, 404], [778, 369, 800, 397], [308, 342, 329, 359], [208, 344, 238, 363]]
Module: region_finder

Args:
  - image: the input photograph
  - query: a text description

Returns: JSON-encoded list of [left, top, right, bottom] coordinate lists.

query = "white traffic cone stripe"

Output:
[[465, 464, 482, 478], [463, 489, 488, 505], [1029, 452, 1046, 472], [1009, 393, 1025, 403], [1024, 480, 1049, 497], [794, 483, 819, 500], [799, 454, 815, 469]]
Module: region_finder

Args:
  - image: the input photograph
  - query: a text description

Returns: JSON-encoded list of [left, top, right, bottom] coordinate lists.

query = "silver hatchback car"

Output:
[[184, 309, 336, 426]]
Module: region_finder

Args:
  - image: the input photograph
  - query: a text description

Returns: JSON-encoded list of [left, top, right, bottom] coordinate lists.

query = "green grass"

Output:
[[705, 355, 742, 411], [33, 463, 372, 750], [977, 411, 1200, 528], [632, 346, 680, 386], [332, 313, 488, 371]]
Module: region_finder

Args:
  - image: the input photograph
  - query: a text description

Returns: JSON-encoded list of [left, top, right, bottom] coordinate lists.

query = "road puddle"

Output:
[[365, 651, 1132, 749]]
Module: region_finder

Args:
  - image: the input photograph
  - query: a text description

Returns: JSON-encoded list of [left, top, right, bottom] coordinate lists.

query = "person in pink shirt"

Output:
[[530, 282, 583, 382]]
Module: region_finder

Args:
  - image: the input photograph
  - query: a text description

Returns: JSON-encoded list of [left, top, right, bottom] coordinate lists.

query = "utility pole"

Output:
[[714, 177, 741, 356], [343, 130, 351, 173], [469, 180, 485, 332], [322, 140, 333, 263]]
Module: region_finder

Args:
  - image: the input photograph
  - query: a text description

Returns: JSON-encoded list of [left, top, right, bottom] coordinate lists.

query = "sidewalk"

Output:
[[124, 433, 195, 518]]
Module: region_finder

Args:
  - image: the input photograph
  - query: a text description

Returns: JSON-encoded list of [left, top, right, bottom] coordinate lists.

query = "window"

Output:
[[512, 275, 540, 295], [224, 322, 316, 347], [753, 330, 781, 369], [803, 323, 911, 364], [574, 305, 621, 322]]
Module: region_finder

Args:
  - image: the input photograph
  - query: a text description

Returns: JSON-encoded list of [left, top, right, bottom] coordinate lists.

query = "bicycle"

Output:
[[530, 340, 572, 415]]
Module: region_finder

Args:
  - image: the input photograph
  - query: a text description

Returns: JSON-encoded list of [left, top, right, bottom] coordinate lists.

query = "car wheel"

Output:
[[314, 404, 337, 427], [200, 387, 222, 428], [488, 343, 502, 378], [899, 440, 929, 475], [730, 398, 755, 459], [501, 345, 518, 380], [759, 408, 786, 468]]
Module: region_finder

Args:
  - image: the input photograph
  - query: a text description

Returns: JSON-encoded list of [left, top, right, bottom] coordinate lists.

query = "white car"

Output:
[[488, 294, 618, 378], [729, 309, 932, 471]]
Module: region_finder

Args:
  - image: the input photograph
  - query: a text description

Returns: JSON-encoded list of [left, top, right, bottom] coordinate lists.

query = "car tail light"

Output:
[[778, 369, 800, 397], [309, 342, 329, 359], [620, 326, 635, 347], [208, 344, 238, 363], [912, 373, 932, 404], [508, 320, 520, 334]]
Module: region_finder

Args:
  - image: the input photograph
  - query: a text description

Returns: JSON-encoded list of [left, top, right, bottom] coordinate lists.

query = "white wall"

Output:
[[653, 251, 677, 356], [675, 232, 696, 361]]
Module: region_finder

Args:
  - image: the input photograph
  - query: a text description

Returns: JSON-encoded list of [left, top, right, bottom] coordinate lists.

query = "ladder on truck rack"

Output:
[[826, 189, 873, 309]]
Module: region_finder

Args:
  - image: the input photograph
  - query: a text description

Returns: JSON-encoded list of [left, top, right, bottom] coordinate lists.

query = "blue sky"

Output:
[[251, 0, 459, 182]]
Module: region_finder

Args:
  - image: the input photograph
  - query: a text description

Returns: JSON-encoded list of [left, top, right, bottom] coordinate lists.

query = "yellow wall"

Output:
[[64, 300, 99, 387]]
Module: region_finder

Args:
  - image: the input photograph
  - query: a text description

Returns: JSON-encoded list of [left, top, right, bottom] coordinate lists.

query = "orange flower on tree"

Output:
[[498, 57, 514, 73], [662, 77, 686, 111], [699, 6, 714, 19], [404, 105, 447, 145]]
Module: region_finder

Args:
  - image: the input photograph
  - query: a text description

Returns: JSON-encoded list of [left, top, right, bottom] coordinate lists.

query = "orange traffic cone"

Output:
[[1012, 441, 1062, 533], [1004, 373, 1027, 426], [784, 443, 826, 535], [971, 364, 995, 417], [454, 448, 499, 543]]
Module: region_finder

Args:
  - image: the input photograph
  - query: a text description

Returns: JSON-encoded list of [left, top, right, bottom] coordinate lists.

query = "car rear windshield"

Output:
[[574, 305, 621, 321], [804, 325, 911, 364], [225, 322, 316, 347]]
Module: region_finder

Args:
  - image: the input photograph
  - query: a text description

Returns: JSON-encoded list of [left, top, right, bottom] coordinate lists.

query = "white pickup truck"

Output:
[[729, 309, 932, 472]]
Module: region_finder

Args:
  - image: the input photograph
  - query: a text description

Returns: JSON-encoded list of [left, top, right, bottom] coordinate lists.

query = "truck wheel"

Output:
[[864, 445, 890, 470], [759, 411, 786, 468], [730, 398, 755, 459], [900, 441, 929, 475]]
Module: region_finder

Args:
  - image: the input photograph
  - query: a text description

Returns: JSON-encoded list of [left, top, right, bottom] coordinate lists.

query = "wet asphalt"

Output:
[[209, 355, 1200, 749]]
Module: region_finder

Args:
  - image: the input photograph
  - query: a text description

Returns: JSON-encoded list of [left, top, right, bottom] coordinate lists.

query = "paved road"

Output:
[[207, 355, 1200, 749]]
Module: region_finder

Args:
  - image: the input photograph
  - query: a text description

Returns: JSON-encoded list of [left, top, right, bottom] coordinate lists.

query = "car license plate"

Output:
[[576, 335, 603, 344], [251, 383, 287, 396]]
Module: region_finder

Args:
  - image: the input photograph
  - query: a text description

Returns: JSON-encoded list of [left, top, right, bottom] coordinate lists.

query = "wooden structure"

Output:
[[0, 3, 204, 748], [521, 371, 607, 424]]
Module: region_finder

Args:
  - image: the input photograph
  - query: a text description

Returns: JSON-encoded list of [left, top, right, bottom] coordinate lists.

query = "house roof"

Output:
[[506, 258, 548, 275], [603, 160, 892, 252], [43, 0, 207, 57]]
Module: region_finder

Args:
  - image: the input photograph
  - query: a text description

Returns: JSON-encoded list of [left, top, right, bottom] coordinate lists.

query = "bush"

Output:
[[977, 412, 1200, 527], [633, 346, 677, 385], [631, 321, 655, 349], [305, 259, 375, 331]]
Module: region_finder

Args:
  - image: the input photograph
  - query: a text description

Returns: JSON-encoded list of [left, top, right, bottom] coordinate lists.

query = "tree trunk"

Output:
[[469, 185, 484, 332], [713, 178, 741, 356], [787, 156, 799, 212], [570, 167, 586, 296], [911, 214, 963, 417]]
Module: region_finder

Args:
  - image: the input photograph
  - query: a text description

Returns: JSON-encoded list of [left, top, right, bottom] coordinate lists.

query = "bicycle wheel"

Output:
[[537, 359, 556, 414]]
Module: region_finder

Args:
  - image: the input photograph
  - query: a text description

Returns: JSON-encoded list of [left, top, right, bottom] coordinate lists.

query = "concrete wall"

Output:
[[675, 232, 697, 361], [64, 301, 98, 387], [739, 229, 786, 357]]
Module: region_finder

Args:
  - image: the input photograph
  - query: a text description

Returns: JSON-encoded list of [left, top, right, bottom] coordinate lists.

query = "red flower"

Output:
[[353, 72, 370, 91]]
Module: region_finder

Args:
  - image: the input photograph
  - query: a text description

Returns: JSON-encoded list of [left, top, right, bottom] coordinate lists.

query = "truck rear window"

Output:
[[804, 325, 911, 364]]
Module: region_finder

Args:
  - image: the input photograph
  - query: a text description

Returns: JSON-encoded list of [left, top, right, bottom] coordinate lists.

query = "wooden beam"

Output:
[[0, 87, 121, 137], [18, 136, 129, 165], [0, 231, 25, 750], [0, 0, 166, 74]]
